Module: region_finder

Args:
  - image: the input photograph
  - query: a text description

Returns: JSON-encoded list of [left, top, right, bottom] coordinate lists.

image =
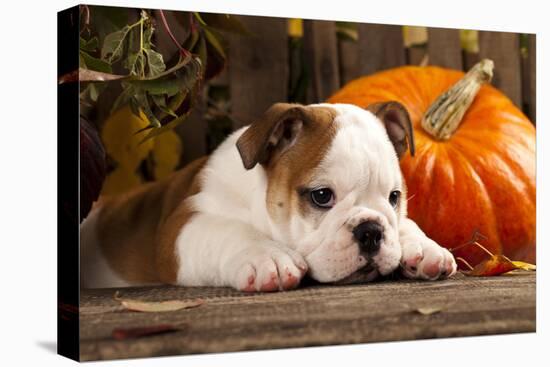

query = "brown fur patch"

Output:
[[96, 157, 207, 284], [264, 106, 338, 224]]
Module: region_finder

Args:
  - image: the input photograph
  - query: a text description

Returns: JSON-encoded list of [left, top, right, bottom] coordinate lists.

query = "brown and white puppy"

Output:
[[80, 102, 457, 291]]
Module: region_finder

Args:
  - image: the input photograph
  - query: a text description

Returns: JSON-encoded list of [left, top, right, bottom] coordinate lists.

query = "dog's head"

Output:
[[236, 102, 414, 283]]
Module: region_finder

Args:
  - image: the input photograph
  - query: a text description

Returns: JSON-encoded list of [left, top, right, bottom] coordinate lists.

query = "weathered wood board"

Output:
[[79, 272, 535, 361], [228, 16, 288, 127]]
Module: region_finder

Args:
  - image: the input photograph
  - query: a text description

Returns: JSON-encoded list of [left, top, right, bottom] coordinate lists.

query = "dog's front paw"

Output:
[[400, 237, 457, 280], [229, 244, 308, 292]]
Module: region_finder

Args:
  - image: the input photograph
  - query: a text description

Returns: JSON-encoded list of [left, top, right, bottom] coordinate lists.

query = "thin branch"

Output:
[[158, 10, 190, 57], [449, 230, 488, 253], [455, 257, 474, 271]]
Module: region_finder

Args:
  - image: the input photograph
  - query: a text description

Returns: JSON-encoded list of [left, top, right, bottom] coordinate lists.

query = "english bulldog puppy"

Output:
[[80, 102, 457, 291]]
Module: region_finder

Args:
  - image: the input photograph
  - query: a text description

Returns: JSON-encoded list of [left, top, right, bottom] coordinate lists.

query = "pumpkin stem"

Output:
[[421, 59, 494, 140]]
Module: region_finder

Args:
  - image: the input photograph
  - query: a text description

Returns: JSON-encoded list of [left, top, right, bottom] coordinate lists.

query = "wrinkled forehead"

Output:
[[268, 103, 399, 187], [311, 104, 402, 192]]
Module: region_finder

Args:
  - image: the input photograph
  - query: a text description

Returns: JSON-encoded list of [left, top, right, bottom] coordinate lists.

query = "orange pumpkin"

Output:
[[328, 62, 536, 267]]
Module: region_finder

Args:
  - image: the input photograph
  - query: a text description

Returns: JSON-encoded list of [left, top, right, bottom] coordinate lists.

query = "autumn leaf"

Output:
[[59, 68, 126, 84], [114, 292, 205, 312], [112, 325, 179, 340], [452, 238, 536, 277], [512, 261, 537, 271], [465, 255, 518, 276]]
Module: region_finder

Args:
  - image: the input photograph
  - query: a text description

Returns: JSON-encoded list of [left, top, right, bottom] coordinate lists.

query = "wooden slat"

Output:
[[478, 31, 522, 107], [526, 34, 536, 123], [358, 24, 405, 75], [338, 38, 360, 85], [463, 51, 481, 71], [407, 45, 427, 66], [79, 273, 535, 361], [303, 20, 341, 102], [427, 28, 463, 70], [228, 16, 288, 128]]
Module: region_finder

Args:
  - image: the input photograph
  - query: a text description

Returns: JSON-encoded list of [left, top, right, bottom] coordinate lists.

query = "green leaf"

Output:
[[125, 52, 145, 76], [151, 94, 177, 118], [182, 29, 200, 53], [134, 91, 161, 128], [80, 36, 99, 52], [88, 83, 100, 101], [162, 91, 187, 119], [196, 34, 207, 77], [111, 84, 135, 114], [203, 27, 226, 58], [102, 25, 131, 63], [80, 51, 112, 73], [140, 112, 190, 143], [128, 56, 200, 97], [193, 12, 208, 26], [144, 49, 166, 78]]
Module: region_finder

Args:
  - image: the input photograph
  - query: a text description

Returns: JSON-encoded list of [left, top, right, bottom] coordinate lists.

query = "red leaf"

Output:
[[112, 325, 179, 340], [466, 255, 518, 276]]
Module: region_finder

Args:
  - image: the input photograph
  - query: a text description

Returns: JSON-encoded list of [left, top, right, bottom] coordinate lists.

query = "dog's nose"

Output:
[[353, 221, 383, 255]]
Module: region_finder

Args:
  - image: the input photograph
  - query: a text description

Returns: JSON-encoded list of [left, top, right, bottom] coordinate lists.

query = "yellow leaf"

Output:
[[101, 105, 154, 171], [511, 261, 536, 271], [151, 129, 182, 180]]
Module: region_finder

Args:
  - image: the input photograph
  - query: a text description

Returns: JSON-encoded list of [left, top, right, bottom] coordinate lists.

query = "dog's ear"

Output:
[[236, 103, 306, 169], [366, 101, 415, 158]]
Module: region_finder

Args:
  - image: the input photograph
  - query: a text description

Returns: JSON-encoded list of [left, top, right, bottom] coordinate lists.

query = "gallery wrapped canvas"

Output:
[[58, 3, 536, 362]]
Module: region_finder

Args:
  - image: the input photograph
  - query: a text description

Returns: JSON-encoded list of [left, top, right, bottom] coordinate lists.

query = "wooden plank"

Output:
[[358, 24, 405, 75], [79, 273, 535, 361], [525, 34, 536, 123], [427, 28, 463, 70], [463, 51, 480, 71], [407, 45, 427, 66], [303, 20, 341, 102], [478, 31, 522, 107], [228, 15, 288, 128], [338, 38, 360, 85]]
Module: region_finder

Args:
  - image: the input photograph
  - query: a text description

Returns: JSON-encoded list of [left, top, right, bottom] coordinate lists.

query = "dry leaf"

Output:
[[467, 254, 517, 276], [452, 238, 536, 277], [114, 292, 205, 312], [112, 324, 178, 340], [415, 307, 443, 315], [511, 261, 537, 271]]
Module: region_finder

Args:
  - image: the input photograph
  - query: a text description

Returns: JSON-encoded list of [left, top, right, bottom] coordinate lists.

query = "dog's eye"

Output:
[[310, 188, 335, 209], [389, 190, 401, 208]]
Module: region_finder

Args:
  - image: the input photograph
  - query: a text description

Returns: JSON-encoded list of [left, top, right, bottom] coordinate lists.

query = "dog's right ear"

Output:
[[236, 103, 306, 170]]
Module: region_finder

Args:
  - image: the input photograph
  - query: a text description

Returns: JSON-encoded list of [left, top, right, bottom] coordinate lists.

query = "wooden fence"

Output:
[[153, 13, 536, 166]]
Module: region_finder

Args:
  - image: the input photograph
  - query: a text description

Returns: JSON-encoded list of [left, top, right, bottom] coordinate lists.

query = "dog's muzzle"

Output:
[[353, 220, 383, 256]]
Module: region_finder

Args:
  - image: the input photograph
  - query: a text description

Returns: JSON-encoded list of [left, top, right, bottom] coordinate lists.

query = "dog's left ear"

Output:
[[366, 101, 415, 158], [236, 103, 307, 170]]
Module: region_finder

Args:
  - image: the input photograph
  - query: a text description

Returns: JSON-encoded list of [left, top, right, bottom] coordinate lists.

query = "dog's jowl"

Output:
[[80, 102, 457, 291]]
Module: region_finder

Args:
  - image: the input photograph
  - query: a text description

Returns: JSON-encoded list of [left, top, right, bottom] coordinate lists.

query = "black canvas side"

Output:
[[57, 5, 80, 362]]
